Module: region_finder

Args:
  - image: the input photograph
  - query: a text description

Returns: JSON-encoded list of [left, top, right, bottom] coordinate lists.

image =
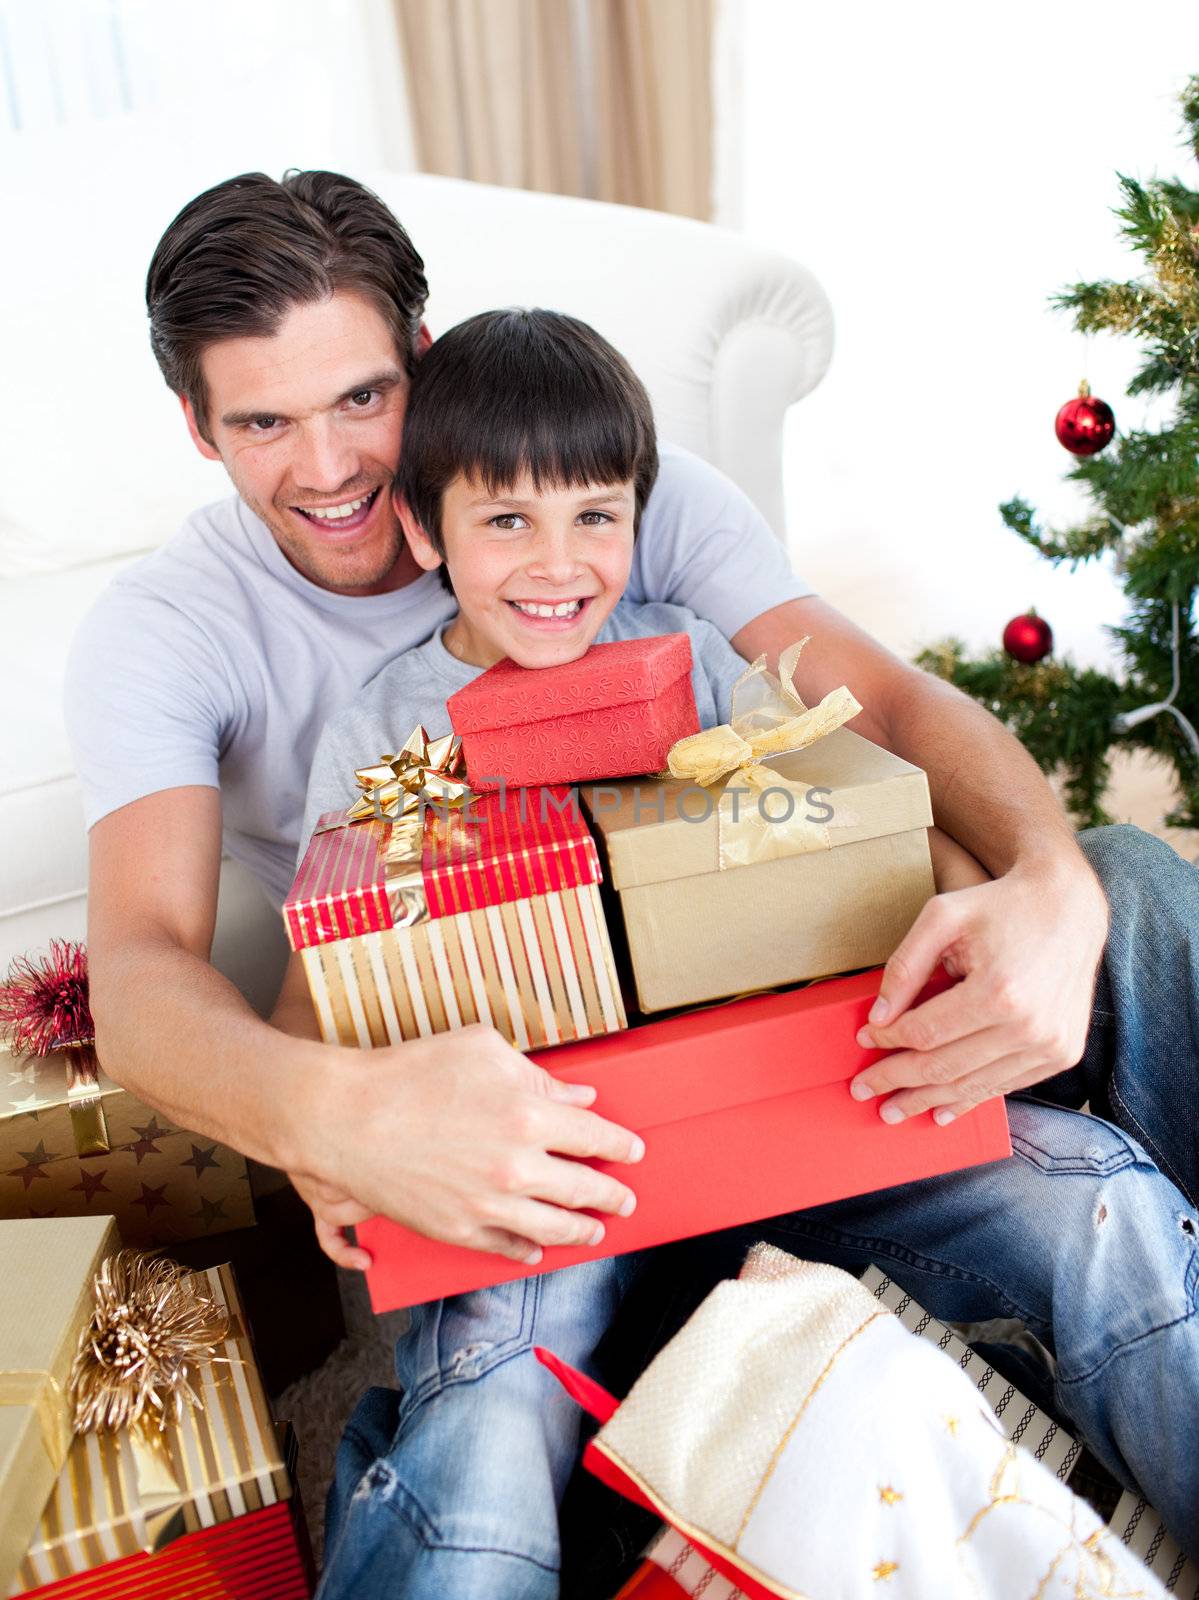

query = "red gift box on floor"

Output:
[[358, 967, 1012, 1312], [446, 633, 699, 791], [14, 1501, 311, 1599]]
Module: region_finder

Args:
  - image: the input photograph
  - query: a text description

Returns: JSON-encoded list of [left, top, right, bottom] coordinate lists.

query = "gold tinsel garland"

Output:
[[70, 1250, 231, 1435]]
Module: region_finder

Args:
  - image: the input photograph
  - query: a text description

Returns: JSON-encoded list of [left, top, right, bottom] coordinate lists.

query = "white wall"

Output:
[[739, 0, 1199, 674]]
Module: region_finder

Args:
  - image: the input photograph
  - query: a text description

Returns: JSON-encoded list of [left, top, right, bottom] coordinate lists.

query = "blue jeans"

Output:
[[317, 826, 1199, 1597]]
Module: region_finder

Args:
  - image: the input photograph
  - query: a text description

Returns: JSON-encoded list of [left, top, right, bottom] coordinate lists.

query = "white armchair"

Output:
[[0, 172, 833, 1011]]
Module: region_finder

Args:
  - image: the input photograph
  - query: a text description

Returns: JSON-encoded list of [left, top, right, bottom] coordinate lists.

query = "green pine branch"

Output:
[[915, 77, 1199, 837]]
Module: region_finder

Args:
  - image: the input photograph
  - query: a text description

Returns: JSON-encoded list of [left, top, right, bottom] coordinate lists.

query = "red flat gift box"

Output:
[[446, 633, 699, 791], [358, 966, 1012, 1312], [14, 1501, 311, 1600]]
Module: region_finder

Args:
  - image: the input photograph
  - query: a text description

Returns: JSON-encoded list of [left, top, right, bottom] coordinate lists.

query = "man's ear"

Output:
[[414, 322, 434, 360], [393, 489, 443, 573], [179, 395, 222, 462]]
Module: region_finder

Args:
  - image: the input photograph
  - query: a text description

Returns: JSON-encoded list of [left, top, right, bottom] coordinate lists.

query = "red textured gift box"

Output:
[[446, 633, 700, 791], [15, 1501, 311, 1600], [358, 966, 1012, 1311]]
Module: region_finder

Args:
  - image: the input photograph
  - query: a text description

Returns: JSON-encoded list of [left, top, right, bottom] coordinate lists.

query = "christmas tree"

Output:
[[917, 76, 1199, 832]]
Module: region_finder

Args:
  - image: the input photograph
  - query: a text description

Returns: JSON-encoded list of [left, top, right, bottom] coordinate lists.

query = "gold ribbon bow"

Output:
[[665, 637, 863, 867], [316, 726, 476, 928]]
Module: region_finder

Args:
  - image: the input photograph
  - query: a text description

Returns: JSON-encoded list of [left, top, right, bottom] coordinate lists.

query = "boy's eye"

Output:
[[578, 511, 614, 526], [490, 513, 529, 530]]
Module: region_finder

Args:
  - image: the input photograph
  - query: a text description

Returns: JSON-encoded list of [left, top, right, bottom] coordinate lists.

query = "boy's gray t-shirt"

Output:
[[65, 443, 813, 905], [301, 600, 747, 852]]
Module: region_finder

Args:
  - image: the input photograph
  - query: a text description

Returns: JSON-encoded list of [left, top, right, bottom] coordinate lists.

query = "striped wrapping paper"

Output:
[[285, 787, 626, 1050], [12, 1264, 292, 1596]]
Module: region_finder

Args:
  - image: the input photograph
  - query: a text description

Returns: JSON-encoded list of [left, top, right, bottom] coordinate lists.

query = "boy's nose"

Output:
[[528, 528, 584, 583]]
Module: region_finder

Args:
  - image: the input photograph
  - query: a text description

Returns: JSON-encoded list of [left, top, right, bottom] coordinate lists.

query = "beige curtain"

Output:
[[394, 0, 715, 221]]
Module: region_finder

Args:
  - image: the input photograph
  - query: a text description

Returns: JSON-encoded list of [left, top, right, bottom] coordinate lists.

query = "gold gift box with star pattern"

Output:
[[1, 1046, 255, 1245]]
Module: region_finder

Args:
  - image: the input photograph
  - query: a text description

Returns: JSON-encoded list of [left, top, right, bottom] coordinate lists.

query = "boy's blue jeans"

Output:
[[316, 826, 1199, 1597]]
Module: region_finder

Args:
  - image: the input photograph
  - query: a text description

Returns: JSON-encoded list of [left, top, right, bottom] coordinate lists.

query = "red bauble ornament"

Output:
[[1055, 380, 1115, 456], [1003, 609, 1054, 664]]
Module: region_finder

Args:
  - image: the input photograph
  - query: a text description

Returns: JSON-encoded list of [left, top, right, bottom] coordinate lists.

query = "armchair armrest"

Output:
[[366, 173, 834, 537]]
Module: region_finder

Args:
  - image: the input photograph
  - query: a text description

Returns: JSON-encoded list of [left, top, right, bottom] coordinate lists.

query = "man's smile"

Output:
[[290, 486, 383, 536]]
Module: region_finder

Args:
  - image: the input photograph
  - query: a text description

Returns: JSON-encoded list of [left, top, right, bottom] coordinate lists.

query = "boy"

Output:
[[300, 308, 757, 1600]]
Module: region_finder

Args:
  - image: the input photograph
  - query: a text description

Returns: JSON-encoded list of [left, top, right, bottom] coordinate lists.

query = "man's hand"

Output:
[[294, 1023, 644, 1267], [848, 854, 1110, 1123]]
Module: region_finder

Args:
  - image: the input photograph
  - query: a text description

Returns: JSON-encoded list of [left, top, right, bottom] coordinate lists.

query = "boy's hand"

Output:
[[294, 1024, 643, 1266]]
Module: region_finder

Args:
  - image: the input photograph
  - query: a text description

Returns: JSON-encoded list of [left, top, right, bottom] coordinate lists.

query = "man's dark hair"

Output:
[[145, 170, 428, 442], [396, 308, 659, 554]]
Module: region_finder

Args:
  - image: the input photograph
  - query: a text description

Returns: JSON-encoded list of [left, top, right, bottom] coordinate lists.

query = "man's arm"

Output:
[[734, 596, 1110, 1121], [88, 786, 645, 1261]]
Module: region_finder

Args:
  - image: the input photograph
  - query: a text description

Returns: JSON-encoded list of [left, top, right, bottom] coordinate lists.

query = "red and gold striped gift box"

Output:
[[13, 1264, 302, 1597], [284, 787, 626, 1051]]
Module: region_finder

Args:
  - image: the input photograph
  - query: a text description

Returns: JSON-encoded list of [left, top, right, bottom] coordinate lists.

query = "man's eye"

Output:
[[490, 514, 528, 530], [249, 416, 279, 432], [349, 389, 378, 408]]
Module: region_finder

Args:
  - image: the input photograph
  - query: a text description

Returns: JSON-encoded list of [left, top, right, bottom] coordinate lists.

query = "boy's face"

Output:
[[401, 472, 636, 669]]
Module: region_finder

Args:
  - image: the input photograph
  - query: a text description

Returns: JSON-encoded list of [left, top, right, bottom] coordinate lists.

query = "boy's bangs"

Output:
[[466, 404, 648, 500]]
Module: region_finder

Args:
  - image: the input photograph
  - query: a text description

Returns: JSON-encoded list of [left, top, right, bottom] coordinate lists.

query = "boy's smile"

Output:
[[402, 473, 636, 670]]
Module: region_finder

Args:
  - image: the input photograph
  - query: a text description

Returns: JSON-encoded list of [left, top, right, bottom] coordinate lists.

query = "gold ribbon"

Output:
[[313, 726, 475, 929], [665, 638, 863, 868], [0, 1368, 70, 1469], [62, 1042, 110, 1157]]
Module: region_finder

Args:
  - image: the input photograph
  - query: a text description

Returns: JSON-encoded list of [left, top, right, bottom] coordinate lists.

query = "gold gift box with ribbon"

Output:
[[11, 1254, 293, 1595], [582, 640, 937, 1013], [0, 1215, 119, 1598], [1, 1047, 255, 1246]]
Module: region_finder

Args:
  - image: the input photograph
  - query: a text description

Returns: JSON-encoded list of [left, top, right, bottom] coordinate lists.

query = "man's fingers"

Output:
[[469, 1228, 546, 1265], [856, 977, 988, 1058], [495, 1196, 614, 1251], [521, 1152, 638, 1220], [314, 1217, 373, 1273], [544, 1078, 598, 1108], [872, 1051, 1031, 1124], [539, 1101, 646, 1167], [867, 900, 959, 1028], [850, 1022, 1004, 1103]]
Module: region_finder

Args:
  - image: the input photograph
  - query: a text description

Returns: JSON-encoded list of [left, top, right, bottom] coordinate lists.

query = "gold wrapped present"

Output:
[[0, 1216, 118, 1598], [1, 1046, 255, 1245], [12, 1258, 293, 1595], [583, 641, 936, 1012]]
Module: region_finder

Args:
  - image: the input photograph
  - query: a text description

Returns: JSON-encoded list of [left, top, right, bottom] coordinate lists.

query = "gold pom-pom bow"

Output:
[[70, 1251, 232, 1505], [664, 638, 863, 867]]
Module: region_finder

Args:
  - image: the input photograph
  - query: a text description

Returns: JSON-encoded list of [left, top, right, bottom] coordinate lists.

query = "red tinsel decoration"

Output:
[[0, 939, 93, 1056]]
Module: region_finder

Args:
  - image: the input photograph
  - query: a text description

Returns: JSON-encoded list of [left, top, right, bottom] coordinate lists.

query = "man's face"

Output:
[[402, 471, 637, 669], [183, 291, 423, 595]]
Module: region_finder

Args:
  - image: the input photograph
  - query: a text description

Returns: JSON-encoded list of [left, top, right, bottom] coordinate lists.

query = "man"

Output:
[[67, 172, 1199, 1570]]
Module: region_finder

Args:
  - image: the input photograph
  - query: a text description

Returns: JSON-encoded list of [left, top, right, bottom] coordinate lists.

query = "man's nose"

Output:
[[291, 417, 358, 493]]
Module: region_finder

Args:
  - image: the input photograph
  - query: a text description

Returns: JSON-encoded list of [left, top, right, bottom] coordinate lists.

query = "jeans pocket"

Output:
[[399, 1277, 540, 1410]]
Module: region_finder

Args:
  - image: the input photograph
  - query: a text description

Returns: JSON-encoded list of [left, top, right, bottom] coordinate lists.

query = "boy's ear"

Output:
[[393, 489, 443, 572], [180, 395, 221, 462]]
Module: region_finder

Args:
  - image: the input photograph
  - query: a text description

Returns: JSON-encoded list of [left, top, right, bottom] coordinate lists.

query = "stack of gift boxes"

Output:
[[283, 634, 1012, 1313], [0, 1214, 313, 1600]]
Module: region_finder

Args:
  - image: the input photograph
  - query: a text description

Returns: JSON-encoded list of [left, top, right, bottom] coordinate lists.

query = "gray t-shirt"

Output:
[[65, 443, 813, 905], [301, 599, 748, 851]]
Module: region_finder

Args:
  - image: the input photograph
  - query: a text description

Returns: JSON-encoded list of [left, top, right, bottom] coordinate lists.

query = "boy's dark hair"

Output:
[[145, 170, 428, 442], [396, 308, 658, 553]]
